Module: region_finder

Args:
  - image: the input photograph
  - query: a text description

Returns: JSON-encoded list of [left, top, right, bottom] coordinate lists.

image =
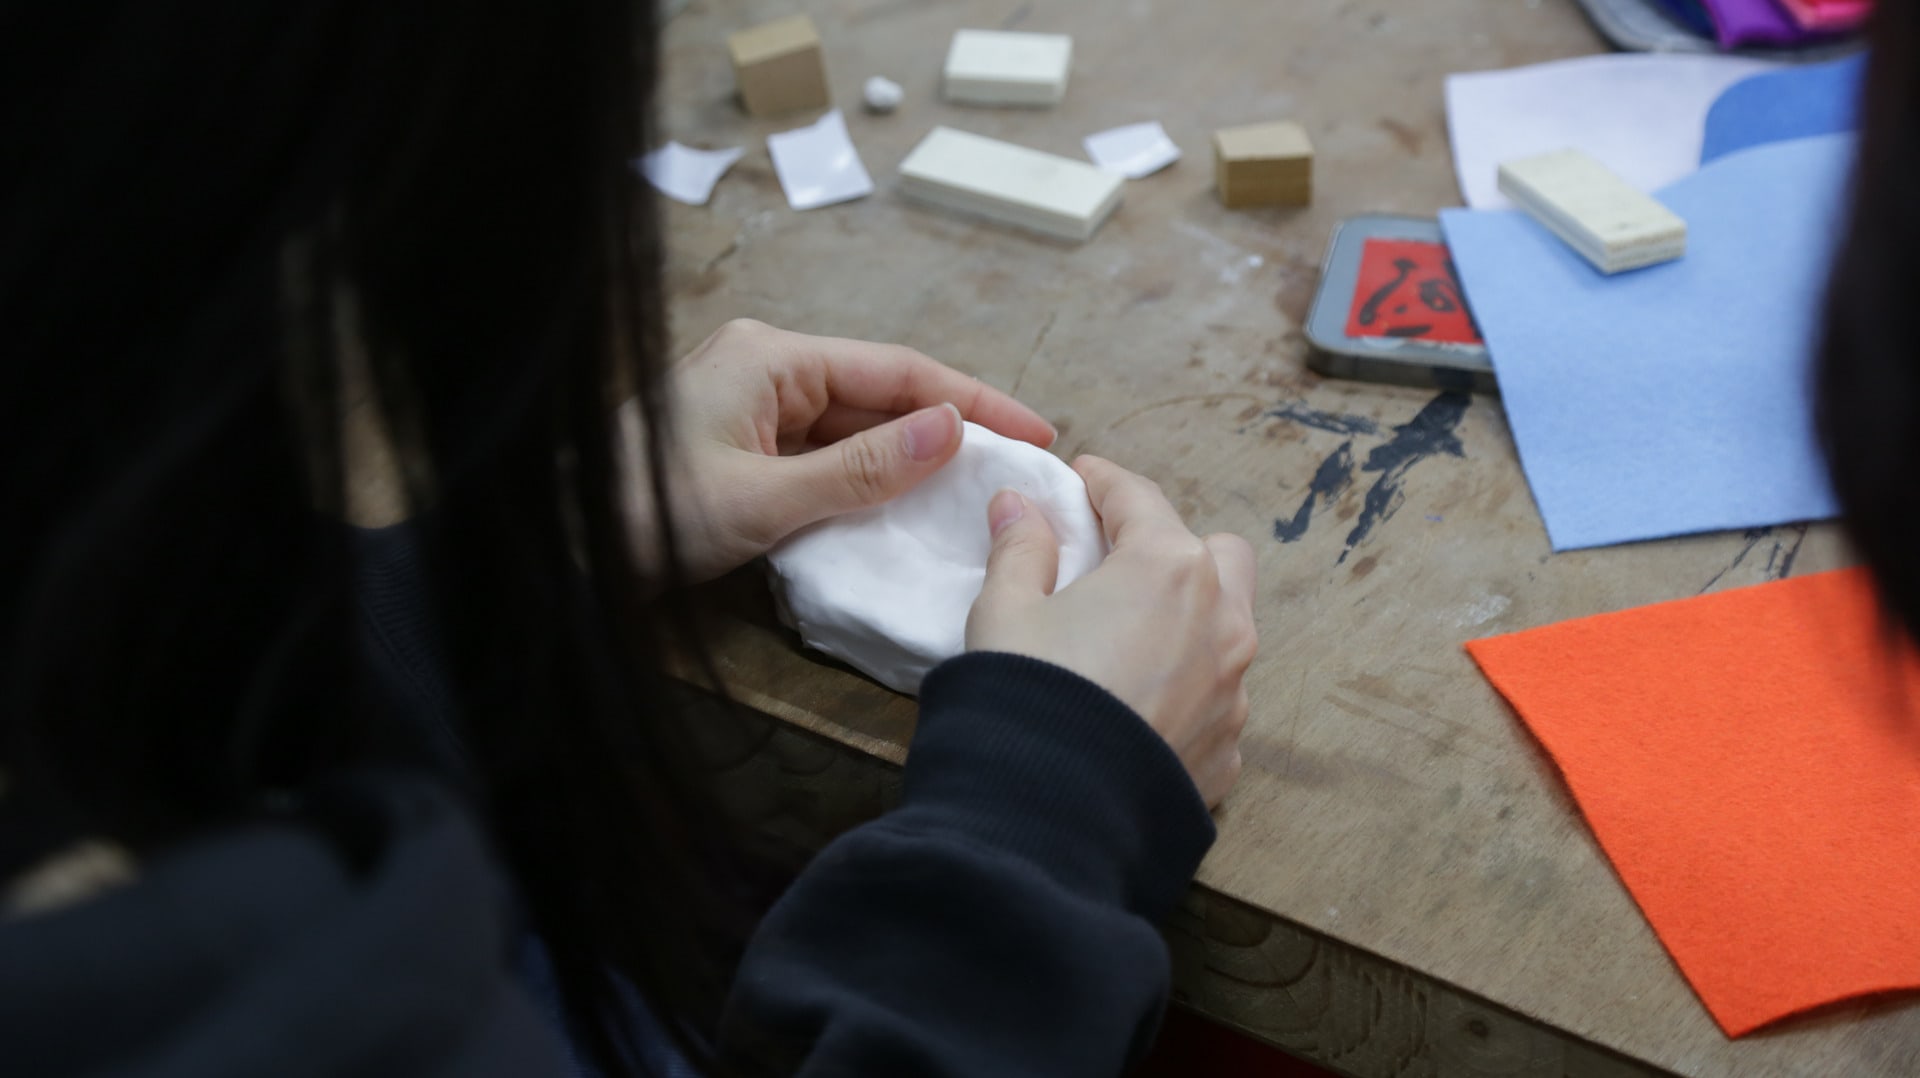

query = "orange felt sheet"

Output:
[[1467, 568, 1920, 1037]]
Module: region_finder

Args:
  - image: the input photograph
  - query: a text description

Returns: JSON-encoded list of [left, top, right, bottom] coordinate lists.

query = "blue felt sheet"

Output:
[[1440, 134, 1855, 552], [1700, 54, 1864, 164]]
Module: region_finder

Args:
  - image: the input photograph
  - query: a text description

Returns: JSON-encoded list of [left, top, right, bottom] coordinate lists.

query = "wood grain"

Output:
[[659, 1, 1920, 1074]]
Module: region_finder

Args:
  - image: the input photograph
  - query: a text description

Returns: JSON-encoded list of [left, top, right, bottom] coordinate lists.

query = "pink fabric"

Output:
[[1777, 0, 1872, 32]]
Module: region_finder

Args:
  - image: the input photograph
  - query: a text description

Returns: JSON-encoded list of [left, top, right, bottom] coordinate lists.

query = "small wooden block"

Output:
[[1213, 121, 1313, 208], [1496, 148, 1687, 274], [728, 15, 830, 118], [899, 126, 1123, 242], [942, 30, 1073, 106]]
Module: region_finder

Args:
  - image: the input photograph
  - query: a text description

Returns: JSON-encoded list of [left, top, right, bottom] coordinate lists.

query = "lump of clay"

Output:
[[768, 422, 1106, 694], [862, 75, 904, 114]]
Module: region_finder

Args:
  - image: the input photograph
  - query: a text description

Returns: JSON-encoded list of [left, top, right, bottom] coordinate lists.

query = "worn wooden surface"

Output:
[[658, 1, 1920, 1075]]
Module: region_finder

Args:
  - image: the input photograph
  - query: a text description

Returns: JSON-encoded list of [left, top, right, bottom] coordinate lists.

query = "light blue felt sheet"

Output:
[[1700, 54, 1864, 164], [1440, 134, 1855, 552]]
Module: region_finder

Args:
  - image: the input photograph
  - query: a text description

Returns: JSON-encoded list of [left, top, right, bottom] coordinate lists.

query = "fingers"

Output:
[[1074, 456, 1191, 550], [685, 320, 1054, 447], [1198, 748, 1244, 809], [979, 490, 1062, 605], [1204, 533, 1258, 617], [772, 403, 964, 526], [1193, 687, 1250, 807], [797, 335, 1056, 448], [804, 403, 897, 448]]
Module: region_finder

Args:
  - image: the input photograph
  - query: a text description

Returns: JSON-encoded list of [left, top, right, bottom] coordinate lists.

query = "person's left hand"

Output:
[[622, 319, 1057, 583]]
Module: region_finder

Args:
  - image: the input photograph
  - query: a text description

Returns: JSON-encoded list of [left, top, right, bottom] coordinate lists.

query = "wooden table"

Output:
[[657, 2, 1917, 1074]]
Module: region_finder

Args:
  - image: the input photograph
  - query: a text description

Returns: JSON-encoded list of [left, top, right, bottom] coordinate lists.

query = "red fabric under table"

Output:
[[1468, 568, 1920, 1036]]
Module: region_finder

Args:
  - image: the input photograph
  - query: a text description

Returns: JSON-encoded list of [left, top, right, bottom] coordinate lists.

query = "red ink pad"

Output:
[[1345, 238, 1484, 346], [1306, 215, 1495, 393]]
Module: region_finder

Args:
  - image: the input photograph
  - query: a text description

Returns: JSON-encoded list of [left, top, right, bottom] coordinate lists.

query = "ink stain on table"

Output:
[[1699, 527, 1774, 594], [1698, 522, 1811, 594], [1260, 401, 1381, 437], [1270, 391, 1471, 561], [1274, 442, 1355, 542]]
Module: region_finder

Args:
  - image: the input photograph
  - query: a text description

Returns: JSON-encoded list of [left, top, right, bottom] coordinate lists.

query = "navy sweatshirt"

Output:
[[722, 652, 1215, 1075], [0, 527, 1216, 1076]]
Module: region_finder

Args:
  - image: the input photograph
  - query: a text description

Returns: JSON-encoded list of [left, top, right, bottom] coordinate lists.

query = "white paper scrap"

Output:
[[1445, 53, 1778, 210], [767, 109, 874, 211], [637, 142, 744, 206], [1082, 121, 1181, 179]]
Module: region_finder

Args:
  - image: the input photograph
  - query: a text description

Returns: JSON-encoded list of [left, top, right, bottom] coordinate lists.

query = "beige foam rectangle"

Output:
[[899, 126, 1123, 242], [1497, 148, 1687, 274], [942, 30, 1072, 106]]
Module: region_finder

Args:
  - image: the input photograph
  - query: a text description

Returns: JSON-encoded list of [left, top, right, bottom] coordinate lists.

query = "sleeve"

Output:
[[718, 652, 1216, 1078]]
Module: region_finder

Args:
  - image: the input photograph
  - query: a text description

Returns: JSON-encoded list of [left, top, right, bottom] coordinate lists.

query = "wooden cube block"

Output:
[[728, 15, 830, 118], [1213, 121, 1313, 208]]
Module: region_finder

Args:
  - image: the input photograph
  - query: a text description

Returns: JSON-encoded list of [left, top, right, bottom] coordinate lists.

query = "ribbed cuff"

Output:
[[905, 652, 1215, 923]]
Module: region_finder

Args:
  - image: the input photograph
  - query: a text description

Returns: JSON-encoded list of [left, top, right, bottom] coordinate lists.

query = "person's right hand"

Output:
[[965, 456, 1259, 808]]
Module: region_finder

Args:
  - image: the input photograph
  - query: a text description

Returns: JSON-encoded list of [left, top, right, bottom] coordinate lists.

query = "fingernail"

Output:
[[989, 490, 1026, 536], [904, 404, 958, 462]]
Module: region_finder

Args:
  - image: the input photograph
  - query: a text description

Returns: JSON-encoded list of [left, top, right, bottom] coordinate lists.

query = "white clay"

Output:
[[863, 75, 904, 113], [767, 422, 1107, 695]]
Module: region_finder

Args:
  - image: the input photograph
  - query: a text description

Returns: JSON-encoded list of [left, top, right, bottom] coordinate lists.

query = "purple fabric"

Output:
[[1700, 0, 1822, 46]]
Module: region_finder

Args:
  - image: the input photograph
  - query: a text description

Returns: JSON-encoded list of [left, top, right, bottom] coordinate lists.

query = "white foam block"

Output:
[[899, 126, 1124, 242], [943, 29, 1072, 106], [767, 423, 1107, 695], [1497, 148, 1688, 274]]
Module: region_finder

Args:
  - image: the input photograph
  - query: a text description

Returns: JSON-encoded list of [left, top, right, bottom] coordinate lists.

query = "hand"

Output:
[[622, 319, 1056, 583], [965, 457, 1258, 808]]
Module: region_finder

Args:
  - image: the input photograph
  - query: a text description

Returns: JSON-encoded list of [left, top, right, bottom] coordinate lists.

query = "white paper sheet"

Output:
[[1445, 53, 1778, 210], [637, 142, 744, 206], [1082, 121, 1181, 179], [767, 109, 874, 211]]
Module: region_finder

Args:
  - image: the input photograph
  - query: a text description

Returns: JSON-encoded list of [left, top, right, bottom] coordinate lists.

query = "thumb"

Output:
[[979, 490, 1061, 605], [782, 403, 963, 523]]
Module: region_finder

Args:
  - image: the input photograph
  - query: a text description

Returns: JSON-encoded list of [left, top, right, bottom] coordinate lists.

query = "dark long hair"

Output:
[[2, 3, 736, 1072], [1816, 6, 1920, 636]]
